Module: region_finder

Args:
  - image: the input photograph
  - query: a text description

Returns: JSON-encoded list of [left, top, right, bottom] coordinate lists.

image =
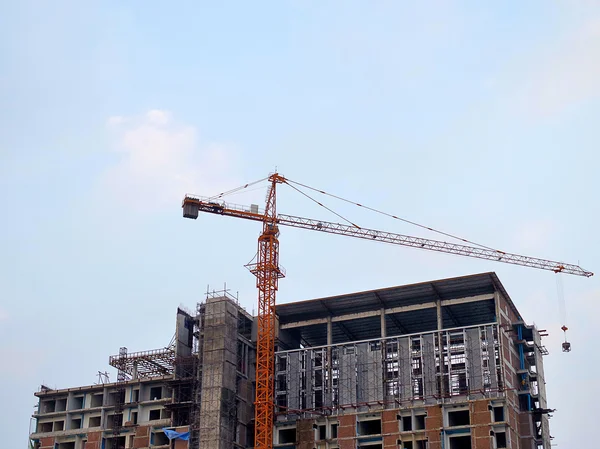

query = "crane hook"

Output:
[[561, 325, 571, 352]]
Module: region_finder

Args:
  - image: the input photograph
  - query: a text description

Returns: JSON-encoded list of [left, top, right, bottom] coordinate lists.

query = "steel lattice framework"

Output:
[[108, 347, 176, 378], [181, 173, 592, 449], [244, 174, 286, 449]]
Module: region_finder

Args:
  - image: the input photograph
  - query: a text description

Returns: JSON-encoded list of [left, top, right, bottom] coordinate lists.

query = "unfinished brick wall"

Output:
[[133, 425, 151, 448], [39, 437, 55, 449], [424, 405, 443, 449], [83, 431, 102, 449], [338, 414, 356, 449], [471, 400, 492, 448], [296, 418, 316, 449], [382, 410, 399, 449], [173, 426, 190, 449]]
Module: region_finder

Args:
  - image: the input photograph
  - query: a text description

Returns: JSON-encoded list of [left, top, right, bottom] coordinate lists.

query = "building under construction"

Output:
[[29, 272, 552, 449]]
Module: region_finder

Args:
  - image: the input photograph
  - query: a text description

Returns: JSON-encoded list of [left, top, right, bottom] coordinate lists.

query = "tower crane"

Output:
[[181, 173, 592, 449]]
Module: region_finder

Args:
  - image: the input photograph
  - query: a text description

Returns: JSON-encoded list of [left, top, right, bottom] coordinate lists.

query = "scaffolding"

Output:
[[196, 292, 254, 449], [108, 347, 176, 378], [274, 323, 503, 419], [111, 347, 129, 449]]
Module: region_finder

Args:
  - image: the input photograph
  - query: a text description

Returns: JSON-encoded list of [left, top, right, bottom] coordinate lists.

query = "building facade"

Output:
[[273, 272, 551, 449], [30, 273, 551, 449]]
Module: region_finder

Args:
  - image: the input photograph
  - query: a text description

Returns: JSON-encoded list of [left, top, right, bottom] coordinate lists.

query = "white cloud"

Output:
[[518, 17, 600, 116], [512, 220, 559, 252], [145, 109, 171, 126], [101, 110, 240, 208], [106, 115, 128, 127]]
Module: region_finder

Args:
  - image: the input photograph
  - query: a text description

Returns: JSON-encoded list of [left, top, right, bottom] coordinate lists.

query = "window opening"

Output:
[[278, 428, 296, 444], [448, 409, 470, 427], [357, 419, 382, 436]]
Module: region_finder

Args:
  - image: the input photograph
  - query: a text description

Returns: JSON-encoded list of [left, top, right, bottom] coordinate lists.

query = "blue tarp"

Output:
[[162, 428, 190, 441]]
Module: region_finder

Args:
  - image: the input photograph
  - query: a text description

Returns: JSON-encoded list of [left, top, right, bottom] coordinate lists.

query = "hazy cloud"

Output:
[[101, 110, 240, 208], [0, 308, 8, 322], [512, 220, 559, 252], [519, 17, 600, 116]]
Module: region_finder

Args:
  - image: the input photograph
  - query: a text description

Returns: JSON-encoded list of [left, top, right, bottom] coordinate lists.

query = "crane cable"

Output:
[[284, 182, 361, 229], [285, 178, 501, 251], [208, 176, 269, 200], [557, 274, 569, 347]]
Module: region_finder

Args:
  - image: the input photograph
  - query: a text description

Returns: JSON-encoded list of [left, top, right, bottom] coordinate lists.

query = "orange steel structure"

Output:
[[182, 173, 592, 449], [245, 174, 285, 449]]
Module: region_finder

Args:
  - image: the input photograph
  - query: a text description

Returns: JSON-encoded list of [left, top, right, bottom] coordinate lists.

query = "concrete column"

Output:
[[326, 317, 333, 409], [380, 308, 387, 338], [436, 300, 445, 399]]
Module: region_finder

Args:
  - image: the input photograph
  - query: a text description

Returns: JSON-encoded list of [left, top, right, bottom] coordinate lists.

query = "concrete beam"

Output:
[[279, 293, 495, 329]]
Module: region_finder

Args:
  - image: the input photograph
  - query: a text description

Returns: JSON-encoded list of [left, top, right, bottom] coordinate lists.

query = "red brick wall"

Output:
[[39, 437, 54, 449], [425, 405, 443, 449], [173, 426, 190, 449], [133, 425, 151, 448], [338, 414, 356, 449], [296, 418, 316, 449], [84, 431, 102, 449], [471, 400, 492, 448], [382, 410, 399, 449]]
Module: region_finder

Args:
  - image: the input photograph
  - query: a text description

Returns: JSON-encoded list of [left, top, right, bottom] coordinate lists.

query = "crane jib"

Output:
[[182, 197, 593, 277]]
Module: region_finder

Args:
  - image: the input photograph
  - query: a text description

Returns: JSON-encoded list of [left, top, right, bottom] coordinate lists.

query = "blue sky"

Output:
[[1, 2, 599, 447]]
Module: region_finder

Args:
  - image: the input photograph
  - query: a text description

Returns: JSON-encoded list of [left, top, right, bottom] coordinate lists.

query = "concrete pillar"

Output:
[[326, 316, 333, 408], [436, 300, 445, 399], [380, 308, 387, 338]]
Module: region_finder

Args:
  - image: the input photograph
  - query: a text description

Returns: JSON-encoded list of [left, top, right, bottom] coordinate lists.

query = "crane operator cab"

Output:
[[265, 223, 279, 237]]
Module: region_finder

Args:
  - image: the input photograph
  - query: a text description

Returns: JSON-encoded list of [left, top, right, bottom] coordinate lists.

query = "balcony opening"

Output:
[[70, 396, 84, 410], [317, 425, 326, 440], [493, 406, 505, 422], [70, 417, 82, 429], [357, 419, 381, 436], [89, 416, 101, 427], [402, 416, 412, 431], [39, 422, 53, 433], [56, 398, 67, 412], [331, 423, 338, 439], [415, 414, 426, 430], [41, 400, 56, 414], [57, 443, 75, 449], [495, 431, 507, 448], [90, 394, 103, 408], [278, 428, 296, 444], [108, 391, 125, 406], [150, 386, 163, 400], [106, 414, 123, 429], [105, 436, 125, 449], [153, 431, 169, 446], [449, 435, 471, 449], [448, 410, 470, 427]]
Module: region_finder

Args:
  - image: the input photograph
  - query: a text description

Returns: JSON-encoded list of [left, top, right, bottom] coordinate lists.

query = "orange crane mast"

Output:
[[182, 173, 592, 449]]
